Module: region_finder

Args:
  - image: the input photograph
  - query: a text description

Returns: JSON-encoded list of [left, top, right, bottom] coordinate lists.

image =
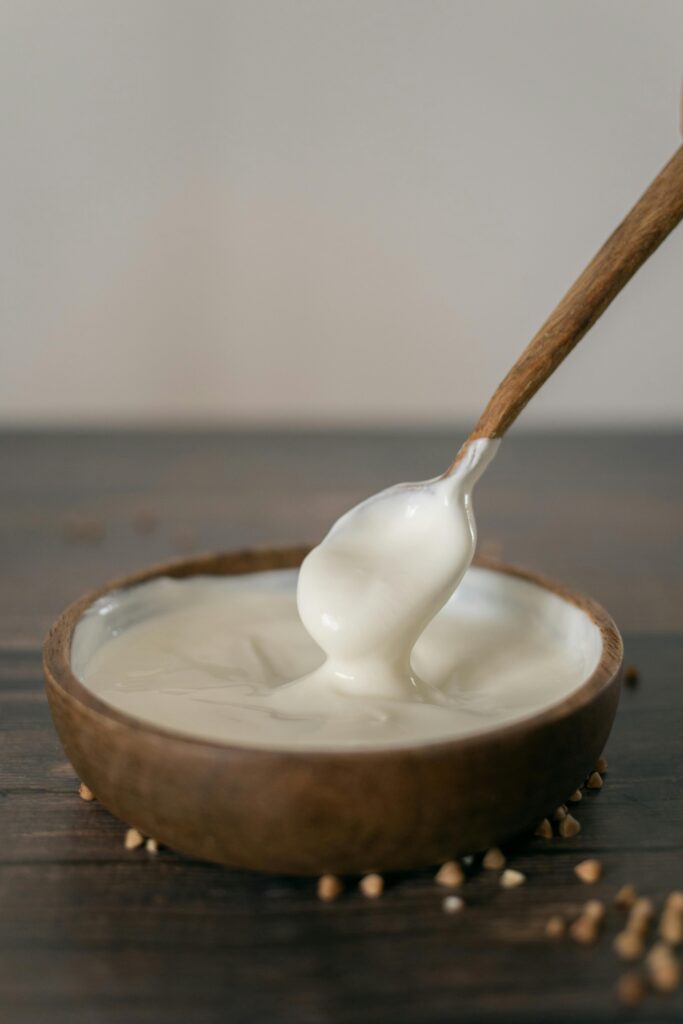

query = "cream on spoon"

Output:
[[73, 142, 683, 750], [295, 439, 498, 698], [295, 144, 683, 696]]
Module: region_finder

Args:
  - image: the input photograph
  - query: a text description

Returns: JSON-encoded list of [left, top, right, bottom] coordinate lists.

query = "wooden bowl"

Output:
[[43, 547, 623, 875]]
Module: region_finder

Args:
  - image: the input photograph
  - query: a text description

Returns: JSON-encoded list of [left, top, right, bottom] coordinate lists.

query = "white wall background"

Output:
[[1, 0, 681, 428]]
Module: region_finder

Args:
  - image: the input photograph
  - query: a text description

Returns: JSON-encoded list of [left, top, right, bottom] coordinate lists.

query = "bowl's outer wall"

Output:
[[43, 549, 623, 874]]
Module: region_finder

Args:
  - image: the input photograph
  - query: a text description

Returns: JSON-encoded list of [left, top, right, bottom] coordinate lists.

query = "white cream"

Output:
[[72, 566, 602, 751], [295, 438, 499, 698], [71, 437, 602, 750]]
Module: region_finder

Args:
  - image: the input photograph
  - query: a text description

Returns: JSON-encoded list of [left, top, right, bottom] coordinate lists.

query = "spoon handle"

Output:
[[453, 143, 683, 462]]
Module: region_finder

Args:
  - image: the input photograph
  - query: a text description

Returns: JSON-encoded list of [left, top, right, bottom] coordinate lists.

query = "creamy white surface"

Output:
[[72, 567, 602, 751], [295, 439, 499, 698]]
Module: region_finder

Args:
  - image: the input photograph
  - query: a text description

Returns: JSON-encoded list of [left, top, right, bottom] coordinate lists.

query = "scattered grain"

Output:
[[435, 861, 465, 888], [646, 942, 681, 993], [615, 884, 638, 910], [614, 930, 645, 962], [569, 900, 605, 944], [586, 771, 603, 790], [500, 869, 526, 890], [482, 847, 506, 871], [568, 789, 582, 803], [624, 665, 639, 687], [145, 838, 159, 855], [78, 782, 94, 802], [553, 804, 567, 821], [628, 898, 655, 934], [534, 818, 553, 839], [595, 755, 608, 774], [317, 874, 342, 902], [359, 873, 384, 899], [442, 895, 465, 915], [615, 971, 646, 1008], [666, 891, 683, 914], [583, 899, 606, 924], [545, 914, 566, 938], [660, 907, 683, 946], [124, 827, 145, 850], [570, 915, 599, 945], [558, 813, 581, 838], [574, 858, 602, 885]]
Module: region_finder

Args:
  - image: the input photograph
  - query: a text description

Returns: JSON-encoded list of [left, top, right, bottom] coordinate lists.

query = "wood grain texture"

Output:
[[451, 145, 683, 454], [0, 430, 681, 1022], [2, 636, 682, 1024], [0, 429, 681, 640]]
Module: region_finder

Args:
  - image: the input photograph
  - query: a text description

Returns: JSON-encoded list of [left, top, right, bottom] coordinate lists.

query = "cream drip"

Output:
[[294, 438, 499, 697]]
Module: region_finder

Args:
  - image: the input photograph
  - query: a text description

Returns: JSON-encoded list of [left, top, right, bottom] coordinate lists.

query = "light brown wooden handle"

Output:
[[463, 144, 683, 450]]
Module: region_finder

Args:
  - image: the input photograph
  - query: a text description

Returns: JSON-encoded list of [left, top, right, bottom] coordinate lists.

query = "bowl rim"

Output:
[[43, 547, 623, 759]]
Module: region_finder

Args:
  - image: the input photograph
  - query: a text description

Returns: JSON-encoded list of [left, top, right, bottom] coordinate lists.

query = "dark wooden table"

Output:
[[1, 429, 681, 1024]]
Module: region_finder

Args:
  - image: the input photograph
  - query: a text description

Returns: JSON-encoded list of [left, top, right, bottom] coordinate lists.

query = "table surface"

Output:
[[1, 429, 681, 1024]]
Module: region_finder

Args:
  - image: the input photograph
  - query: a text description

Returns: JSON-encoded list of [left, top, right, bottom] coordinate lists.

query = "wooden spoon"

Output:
[[447, 144, 683, 473]]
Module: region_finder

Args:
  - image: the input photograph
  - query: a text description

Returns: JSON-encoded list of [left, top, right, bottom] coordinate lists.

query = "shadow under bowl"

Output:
[[43, 547, 623, 875]]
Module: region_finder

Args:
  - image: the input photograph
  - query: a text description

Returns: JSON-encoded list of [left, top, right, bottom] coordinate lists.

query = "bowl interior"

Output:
[[44, 550, 623, 873], [68, 563, 605, 753]]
